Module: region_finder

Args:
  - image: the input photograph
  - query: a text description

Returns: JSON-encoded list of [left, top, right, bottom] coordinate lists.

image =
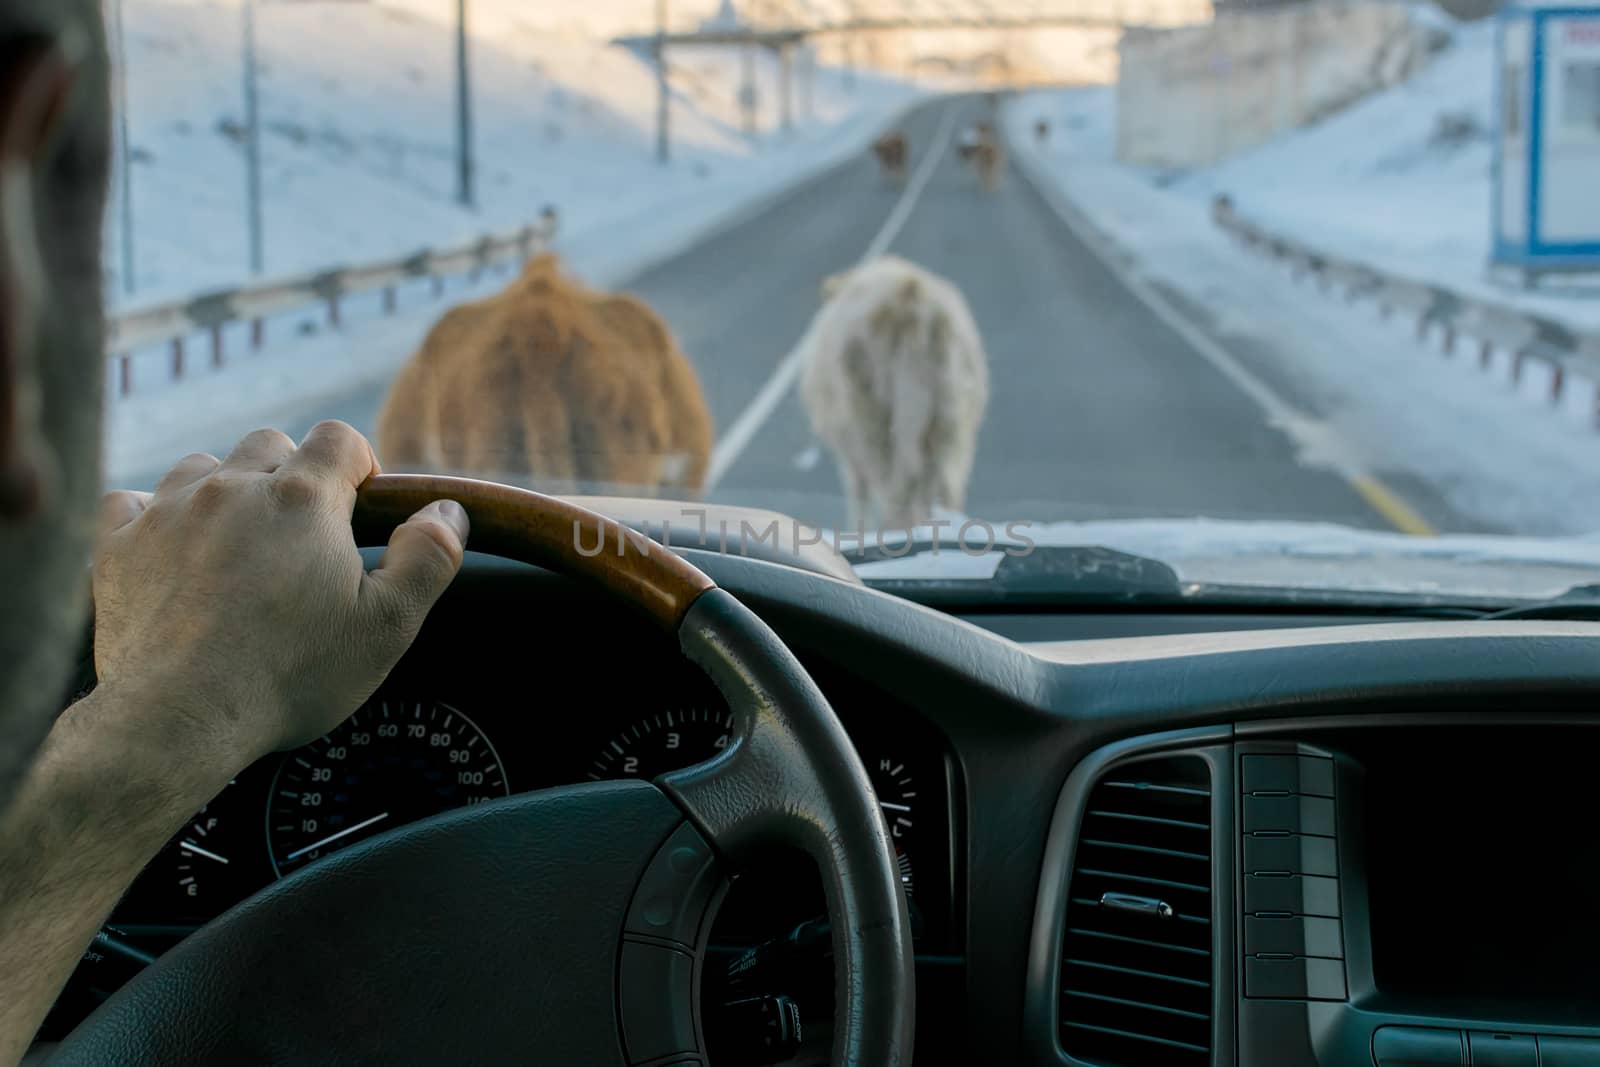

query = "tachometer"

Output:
[[266, 698, 508, 877], [588, 709, 919, 896], [585, 705, 734, 781]]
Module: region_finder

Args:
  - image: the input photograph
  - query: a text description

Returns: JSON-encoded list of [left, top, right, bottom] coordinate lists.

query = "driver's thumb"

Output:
[[362, 499, 470, 629]]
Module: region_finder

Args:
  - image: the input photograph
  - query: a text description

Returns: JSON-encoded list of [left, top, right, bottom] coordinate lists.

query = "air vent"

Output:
[[1059, 754, 1213, 1066]]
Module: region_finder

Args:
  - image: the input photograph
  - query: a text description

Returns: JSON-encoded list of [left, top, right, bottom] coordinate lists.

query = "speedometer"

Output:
[[266, 698, 508, 877]]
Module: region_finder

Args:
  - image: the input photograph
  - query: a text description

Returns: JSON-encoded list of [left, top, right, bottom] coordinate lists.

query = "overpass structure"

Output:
[[616, 0, 1214, 161]]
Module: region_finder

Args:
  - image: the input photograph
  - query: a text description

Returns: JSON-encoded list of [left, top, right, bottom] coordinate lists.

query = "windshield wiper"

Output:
[[1478, 583, 1600, 621], [851, 542, 1184, 602]]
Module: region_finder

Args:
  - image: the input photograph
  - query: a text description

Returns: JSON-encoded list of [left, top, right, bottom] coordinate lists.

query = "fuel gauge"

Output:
[[117, 777, 263, 924]]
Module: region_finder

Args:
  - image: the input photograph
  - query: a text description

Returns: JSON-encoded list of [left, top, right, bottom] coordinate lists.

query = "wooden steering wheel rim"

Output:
[[352, 474, 716, 631]]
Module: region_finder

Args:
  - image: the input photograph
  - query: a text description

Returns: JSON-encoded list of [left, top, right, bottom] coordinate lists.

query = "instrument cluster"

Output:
[[93, 653, 959, 951]]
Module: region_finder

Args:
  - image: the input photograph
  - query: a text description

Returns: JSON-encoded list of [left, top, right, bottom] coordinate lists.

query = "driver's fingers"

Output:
[[98, 490, 151, 537], [154, 452, 220, 497], [219, 427, 296, 473], [278, 420, 379, 497], [358, 499, 469, 640]]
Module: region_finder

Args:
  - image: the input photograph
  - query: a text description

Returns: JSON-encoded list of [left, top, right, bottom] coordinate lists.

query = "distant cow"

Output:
[[957, 119, 1005, 192], [871, 131, 907, 184], [796, 254, 990, 531], [375, 252, 713, 497]]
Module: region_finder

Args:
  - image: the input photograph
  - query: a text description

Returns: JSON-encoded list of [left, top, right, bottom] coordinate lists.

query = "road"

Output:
[[129, 94, 1469, 536]]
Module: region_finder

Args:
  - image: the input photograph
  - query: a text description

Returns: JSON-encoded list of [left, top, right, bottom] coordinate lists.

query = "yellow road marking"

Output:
[[1346, 474, 1437, 536]]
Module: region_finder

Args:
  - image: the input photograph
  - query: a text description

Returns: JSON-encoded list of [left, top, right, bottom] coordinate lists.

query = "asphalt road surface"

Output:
[[133, 94, 1471, 536]]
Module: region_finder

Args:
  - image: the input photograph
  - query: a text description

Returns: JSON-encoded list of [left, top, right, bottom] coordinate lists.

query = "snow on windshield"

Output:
[[99, 0, 1600, 595]]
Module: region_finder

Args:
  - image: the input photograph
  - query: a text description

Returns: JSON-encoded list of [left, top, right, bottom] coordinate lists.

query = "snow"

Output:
[[1164, 16, 1600, 328], [102, 0, 928, 484], [850, 515, 1600, 601], [105, 0, 923, 308], [1005, 72, 1600, 540]]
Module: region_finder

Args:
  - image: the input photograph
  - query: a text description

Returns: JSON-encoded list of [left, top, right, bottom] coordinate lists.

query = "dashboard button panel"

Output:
[[1242, 793, 1337, 836], [1242, 954, 1347, 1000], [1243, 873, 1342, 918], [1241, 755, 1336, 797], [1240, 747, 1348, 1001], [1244, 915, 1343, 958], [1243, 832, 1338, 877]]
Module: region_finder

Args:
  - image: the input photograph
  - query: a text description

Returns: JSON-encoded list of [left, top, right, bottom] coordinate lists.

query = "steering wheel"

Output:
[[44, 475, 915, 1067]]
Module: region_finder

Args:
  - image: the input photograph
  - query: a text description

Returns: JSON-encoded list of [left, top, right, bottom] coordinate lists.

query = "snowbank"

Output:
[[1168, 15, 1600, 328]]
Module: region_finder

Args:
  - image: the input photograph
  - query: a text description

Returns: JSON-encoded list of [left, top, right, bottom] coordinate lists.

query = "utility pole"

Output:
[[242, 0, 263, 275], [655, 0, 669, 164], [111, 0, 135, 293], [455, 0, 474, 208], [778, 42, 792, 134]]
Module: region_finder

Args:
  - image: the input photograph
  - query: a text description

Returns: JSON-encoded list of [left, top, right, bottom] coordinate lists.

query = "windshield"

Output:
[[100, 0, 1600, 601]]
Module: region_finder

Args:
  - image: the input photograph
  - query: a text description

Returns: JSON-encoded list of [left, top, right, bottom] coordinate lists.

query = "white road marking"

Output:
[[1008, 129, 1436, 536], [704, 100, 960, 490]]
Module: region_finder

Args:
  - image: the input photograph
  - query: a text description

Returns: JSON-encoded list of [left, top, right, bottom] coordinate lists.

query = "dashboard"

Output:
[[34, 535, 1600, 1067]]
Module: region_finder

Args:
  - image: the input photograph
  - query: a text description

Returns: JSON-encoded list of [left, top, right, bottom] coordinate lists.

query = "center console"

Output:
[[1026, 717, 1600, 1067]]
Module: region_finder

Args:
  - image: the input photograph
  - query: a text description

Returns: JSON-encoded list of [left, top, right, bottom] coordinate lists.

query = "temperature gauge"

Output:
[[868, 756, 917, 897]]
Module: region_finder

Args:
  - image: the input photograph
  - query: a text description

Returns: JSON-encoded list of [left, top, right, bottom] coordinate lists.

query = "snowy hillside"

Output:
[[1170, 14, 1598, 326], [107, 0, 921, 308]]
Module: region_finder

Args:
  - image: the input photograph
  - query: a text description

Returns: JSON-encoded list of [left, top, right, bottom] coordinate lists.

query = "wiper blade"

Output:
[[1478, 583, 1600, 620], [852, 542, 1183, 601]]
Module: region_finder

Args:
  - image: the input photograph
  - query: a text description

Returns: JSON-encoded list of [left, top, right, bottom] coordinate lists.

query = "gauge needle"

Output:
[[179, 841, 230, 865], [286, 812, 390, 862], [878, 801, 912, 813]]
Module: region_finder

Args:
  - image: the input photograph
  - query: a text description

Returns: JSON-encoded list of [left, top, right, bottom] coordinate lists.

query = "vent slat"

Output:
[[1063, 988, 1210, 1021], [1088, 809, 1210, 832], [1068, 927, 1211, 957], [1062, 1021, 1210, 1055], [1075, 868, 1209, 894], [1080, 837, 1209, 862], [1065, 957, 1210, 989], [1060, 754, 1213, 1067]]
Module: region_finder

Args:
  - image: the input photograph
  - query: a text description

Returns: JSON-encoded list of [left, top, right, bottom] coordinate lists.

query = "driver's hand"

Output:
[[90, 420, 469, 767]]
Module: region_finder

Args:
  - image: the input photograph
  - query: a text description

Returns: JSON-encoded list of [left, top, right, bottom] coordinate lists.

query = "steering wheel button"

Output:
[[625, 821, 723, 950], [619, 942, 698, 1063]]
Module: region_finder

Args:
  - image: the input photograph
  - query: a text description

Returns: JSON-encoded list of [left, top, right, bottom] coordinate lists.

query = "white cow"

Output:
[[796, 254, 990, 532]]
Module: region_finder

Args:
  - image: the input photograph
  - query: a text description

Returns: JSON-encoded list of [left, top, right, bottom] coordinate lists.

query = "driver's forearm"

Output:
[[0, 685, 236, 1067]]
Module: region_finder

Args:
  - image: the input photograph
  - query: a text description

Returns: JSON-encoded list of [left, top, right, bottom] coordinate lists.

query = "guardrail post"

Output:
[[327, 295, 340, 328], [1441, 325, 1455, 356], [1512, 350, 1526, 386], [170, 336, 185, 381], [383, 286, 396, 315], [1479, 339, 1493, 369], [432, 274, 443, 299], [1550, 364, 1565, 404], [118, 355, 131, 398], [251, 317, 264, 350], [211, 324, 225, 368]]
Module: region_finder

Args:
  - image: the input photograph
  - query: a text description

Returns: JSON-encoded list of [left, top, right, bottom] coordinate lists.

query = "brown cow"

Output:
[[871, 130, 907, 185], [375, 252, 713, 498]]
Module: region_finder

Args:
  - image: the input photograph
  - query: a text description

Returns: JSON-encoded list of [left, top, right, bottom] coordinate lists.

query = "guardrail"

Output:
[[1211, 195, 1600, 422], [104, 206, 560, 398]]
